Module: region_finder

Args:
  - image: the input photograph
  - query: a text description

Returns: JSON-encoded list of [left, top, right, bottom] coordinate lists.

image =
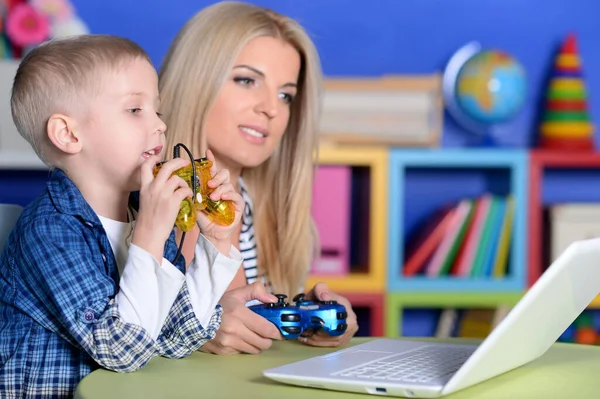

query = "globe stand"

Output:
[[443, 42, 484, 142]]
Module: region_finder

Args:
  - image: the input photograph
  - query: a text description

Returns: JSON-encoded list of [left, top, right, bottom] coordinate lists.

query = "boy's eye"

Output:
[[233, 76, 255, 86], [127, 108, 142, 114]]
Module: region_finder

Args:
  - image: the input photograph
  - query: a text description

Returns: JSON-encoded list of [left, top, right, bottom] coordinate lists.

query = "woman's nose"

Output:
[[255, 88, 279, 119]]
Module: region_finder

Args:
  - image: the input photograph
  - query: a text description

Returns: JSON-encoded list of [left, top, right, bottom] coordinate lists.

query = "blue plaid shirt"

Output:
[[0, 169, 222, 398]]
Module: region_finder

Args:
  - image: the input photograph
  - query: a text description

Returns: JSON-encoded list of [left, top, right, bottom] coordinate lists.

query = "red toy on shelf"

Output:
[[538, 33, 595, 151]]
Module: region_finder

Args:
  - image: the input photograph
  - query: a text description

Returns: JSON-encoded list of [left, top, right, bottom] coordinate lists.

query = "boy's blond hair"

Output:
[[11, 34, 151, 166]]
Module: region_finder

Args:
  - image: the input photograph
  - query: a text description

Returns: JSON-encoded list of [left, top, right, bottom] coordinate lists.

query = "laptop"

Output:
[[263, 237, 600, 398]]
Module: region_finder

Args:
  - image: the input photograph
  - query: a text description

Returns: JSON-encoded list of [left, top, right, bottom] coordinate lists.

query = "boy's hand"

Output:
[[196, 150, 244, 254], [133, 157, 193, 263]]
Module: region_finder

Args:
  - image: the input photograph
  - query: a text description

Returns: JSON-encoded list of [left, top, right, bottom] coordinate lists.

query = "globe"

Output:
[[443, 42, 527, 140]]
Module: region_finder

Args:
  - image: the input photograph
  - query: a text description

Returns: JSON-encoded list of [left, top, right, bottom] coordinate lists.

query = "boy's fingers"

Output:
[[209, 183, 235, 201], [205, 149, 218, 176], [154, 158, 190, 184], [166, 175, 190, 193], [208, 169, 230, 188], [140, 158, 156, 189], [206, 149, 215, 162], [175, 187, 194, 202], [232, 192, 245, 213], [219, 192, 244, 215]]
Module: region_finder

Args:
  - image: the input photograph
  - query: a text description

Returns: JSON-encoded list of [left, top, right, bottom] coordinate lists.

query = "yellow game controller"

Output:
[[153, 145, 235, 232]]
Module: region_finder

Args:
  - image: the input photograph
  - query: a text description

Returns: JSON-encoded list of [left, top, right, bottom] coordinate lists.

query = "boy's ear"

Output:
[[47, 114, 82, 154]]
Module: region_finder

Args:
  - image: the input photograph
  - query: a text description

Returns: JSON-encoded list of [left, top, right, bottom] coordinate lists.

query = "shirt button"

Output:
[[84, 311, 95, 321], [101, 254, 107, 262]]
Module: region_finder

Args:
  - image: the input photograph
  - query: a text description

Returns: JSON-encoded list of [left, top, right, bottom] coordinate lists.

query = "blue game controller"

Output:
[[248, 293, 348, 339]]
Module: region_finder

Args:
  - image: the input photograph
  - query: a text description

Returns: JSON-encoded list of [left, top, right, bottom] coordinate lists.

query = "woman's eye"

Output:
[[233, 76, 255, 86], [279, 92, 294, 104], [127, 108, 142, 114]]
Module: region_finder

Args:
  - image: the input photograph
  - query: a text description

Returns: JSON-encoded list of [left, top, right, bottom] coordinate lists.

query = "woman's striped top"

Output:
[[238, 178, 270, 288]]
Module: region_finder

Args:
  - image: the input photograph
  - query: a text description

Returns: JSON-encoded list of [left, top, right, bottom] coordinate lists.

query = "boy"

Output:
[[0, 34, 274, 397]]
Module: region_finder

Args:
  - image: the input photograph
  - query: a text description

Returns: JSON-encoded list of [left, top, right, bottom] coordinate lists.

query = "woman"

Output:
[[159, 1, 358, 354]]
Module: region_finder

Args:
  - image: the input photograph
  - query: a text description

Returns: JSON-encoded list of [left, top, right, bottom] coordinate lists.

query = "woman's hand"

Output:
[[201, 282, 283, 355], [299, 282, 359, 347]]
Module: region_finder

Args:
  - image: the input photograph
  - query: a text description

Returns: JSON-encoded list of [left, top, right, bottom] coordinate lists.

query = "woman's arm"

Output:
[[199, 282, 282, 355]]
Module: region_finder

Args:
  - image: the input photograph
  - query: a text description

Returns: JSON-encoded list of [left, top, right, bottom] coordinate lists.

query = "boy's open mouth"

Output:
[[142, 145, 163, 159]]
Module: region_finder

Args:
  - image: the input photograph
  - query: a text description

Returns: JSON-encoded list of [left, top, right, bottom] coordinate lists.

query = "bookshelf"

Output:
[[306, 146, 530, 338], [387, 149, 528, 292], [341, 292, 385, 337], [589, 297, 600, 308], [305, 145, 388, 337], [385, 292, 522, 337], [528, 150, 600, 309], [305, 144, 388, 293]]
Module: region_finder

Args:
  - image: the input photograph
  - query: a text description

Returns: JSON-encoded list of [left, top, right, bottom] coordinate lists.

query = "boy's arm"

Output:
[[154, 233, 242, 357], [115, 243, 186, 340], [154, 283, 222, 357], [186, 234, 241, 324], [19, 217, 160, 373]]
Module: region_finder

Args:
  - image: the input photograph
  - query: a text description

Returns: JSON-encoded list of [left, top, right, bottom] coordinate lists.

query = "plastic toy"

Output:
[[575, 327, 597, 345], [249, 293, 348, 339], [153, 144, 235, 232], [539, 33, 594, 151]]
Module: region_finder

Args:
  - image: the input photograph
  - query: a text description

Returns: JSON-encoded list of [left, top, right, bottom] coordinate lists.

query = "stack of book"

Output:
[[403, 194, 515, 278]]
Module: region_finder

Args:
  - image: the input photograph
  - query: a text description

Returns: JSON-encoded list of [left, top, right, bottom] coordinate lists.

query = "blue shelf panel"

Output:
[[387, 149, 528, 292], [388, 149, 529, 167], [402, 308, 440, 337], [401, 305, 504, 338]]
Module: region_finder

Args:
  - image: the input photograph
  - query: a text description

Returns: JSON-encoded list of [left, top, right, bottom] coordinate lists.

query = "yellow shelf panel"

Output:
[[305, 273, 383, 293], [307, 145, 388, 293], [316, 144, 388, 166]]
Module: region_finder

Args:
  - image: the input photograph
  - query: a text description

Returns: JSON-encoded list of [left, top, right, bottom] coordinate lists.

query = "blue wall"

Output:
[[6, 1, 600, 205], [71, 0, 600, 148]]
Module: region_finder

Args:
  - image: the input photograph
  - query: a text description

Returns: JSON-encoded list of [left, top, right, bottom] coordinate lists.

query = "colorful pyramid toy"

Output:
[[539, 33, 595, 151]]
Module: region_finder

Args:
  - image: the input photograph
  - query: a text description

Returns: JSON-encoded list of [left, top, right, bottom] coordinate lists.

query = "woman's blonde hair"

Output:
[[159, 1, 322, 298]]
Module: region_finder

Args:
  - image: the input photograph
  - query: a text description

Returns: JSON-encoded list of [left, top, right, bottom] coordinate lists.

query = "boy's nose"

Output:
[[155, 117, 167, 135]]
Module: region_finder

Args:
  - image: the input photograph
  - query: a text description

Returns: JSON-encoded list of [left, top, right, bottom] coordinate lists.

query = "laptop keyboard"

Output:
[[331, 346, 475, 384]]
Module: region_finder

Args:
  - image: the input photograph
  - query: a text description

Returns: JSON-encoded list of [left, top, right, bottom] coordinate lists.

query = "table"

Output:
[[75, 338, 600, 398]]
